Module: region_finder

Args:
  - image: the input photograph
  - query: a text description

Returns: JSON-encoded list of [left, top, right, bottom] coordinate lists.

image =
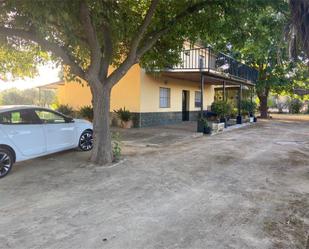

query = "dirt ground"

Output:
[[271, 113, 309, 122], [0, 115, 308, 249]]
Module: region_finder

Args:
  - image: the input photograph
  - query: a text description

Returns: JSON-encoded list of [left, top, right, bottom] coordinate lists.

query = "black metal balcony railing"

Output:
[[168, 47, 258, 83]]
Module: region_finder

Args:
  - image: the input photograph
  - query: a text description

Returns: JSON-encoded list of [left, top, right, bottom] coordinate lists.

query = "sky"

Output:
[[0, 64, 61, 91]]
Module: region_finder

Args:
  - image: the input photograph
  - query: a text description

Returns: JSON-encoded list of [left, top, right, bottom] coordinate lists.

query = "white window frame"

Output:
[[159, 87, 171, 108], [195, 91, 202, 108]]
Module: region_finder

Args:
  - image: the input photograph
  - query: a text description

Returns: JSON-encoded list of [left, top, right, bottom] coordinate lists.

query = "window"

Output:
[[0, 110, 41, 124], [159, 87, 170, 108], [35, 110, 66, 124], [195, 91, 201, 108], [0, 112, 11, 124]]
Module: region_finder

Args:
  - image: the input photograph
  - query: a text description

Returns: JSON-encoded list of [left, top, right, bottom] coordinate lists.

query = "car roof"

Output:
[[0, 105, 50, 113]]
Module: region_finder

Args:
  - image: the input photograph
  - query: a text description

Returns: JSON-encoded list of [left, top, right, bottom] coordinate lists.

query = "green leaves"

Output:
[[1, 0, 305, 100], [229, 2, 307, 97], [0, 0, 277, 80], [0, 43, 49, 79]]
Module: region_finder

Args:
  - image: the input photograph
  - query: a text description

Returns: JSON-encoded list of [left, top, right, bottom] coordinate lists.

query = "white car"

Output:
[[0, 105, 93, 178]]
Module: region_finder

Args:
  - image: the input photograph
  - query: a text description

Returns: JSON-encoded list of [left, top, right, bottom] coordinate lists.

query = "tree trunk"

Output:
[[89, 81, 113, 165], [258, 94, 268, 119]]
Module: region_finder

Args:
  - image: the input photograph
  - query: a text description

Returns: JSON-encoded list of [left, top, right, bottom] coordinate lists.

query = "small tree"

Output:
[[289, 99, 302, 114], [206, 2, 308, 118], [240, 100, 256, 116], [211, 101, 232, 120]]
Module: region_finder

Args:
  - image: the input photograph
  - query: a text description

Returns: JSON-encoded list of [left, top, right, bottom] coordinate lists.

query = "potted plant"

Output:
[[197, 115, 205, 133], [241, 100, 257, 122], [211, 101, 231, 128], [240, 100, 250, 119], [78, 105, 93, 122], [197, 116, 211, 134], [203, 119, 212, 134], [56, 104, 75, 117], [114, 107, 133, 128], [230, 108, 238, 119]]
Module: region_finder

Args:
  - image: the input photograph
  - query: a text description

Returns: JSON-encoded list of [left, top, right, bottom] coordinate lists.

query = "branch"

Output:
[[0, 26, 85, 78], [80, 0, 102, 75], [137, 0, 211, 58], [105, 0, 159, 88], [136, 28, 168, 58], [107, 0, 210, 88], [129, 0, 159, 54], [100, 22, 113, 81]]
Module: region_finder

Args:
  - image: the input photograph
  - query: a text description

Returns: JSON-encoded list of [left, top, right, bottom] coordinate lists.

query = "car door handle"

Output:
[[9, 131, 19, 135], [9, 131, 30, 136]]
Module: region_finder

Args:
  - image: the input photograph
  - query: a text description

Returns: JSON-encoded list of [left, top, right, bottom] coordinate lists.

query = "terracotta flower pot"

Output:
[[121, 120, 133, 129]]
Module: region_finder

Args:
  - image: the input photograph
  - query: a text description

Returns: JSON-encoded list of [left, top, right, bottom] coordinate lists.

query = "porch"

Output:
[[161, 46, 258, 125], [113, 120, 254, 148]]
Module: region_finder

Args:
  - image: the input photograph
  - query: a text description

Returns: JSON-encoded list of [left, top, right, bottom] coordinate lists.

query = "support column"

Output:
[[237, 84, 242, 124], [223, 81, 226, 101], [38, 88, 41, 106], [250, 86, 253, 117], [200, 73, 204, 117], [197, 73, 205, 132]]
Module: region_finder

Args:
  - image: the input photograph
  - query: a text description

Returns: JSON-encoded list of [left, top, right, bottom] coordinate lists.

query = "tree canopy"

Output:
[[0, 0, 271, 81], [201, 1, 308, 117]]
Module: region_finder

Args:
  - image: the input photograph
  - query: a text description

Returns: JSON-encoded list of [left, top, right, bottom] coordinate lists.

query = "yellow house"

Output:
[[55, 44, 257, 127]]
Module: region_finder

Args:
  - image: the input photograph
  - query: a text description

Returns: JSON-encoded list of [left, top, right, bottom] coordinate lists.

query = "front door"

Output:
[[182, 90, 190, 121]]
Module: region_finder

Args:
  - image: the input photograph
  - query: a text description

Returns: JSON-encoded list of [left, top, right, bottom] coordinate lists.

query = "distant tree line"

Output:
[[0, 88, 56, 106]]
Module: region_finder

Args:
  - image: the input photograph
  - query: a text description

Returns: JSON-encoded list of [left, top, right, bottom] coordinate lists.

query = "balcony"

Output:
[[163, 47, 258, 85]]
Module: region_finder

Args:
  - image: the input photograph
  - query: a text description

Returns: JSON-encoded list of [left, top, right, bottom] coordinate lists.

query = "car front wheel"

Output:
[[79, 130, 94, 151], [0, 148, 13, 178]]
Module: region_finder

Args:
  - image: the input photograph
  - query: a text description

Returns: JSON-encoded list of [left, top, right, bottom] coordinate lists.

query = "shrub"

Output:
[[112, 132, 121, 162], [56, 104, 75, 117], [197, 117, 211, 134], [78, 105, 93, 121], [198, 117, 210, 128], [114, 107, 131, 122], [289, 99, 302, 114], [241, 100, 257, 116], [230, 108, 238, 118], [211, 101, 231, 118]]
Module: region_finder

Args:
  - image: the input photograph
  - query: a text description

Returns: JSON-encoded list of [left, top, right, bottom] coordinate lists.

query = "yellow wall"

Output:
[[110, 64, 141, 112], [56, 41, 217, 114], [57, 81, 92, 109], [57, 65, 216, 114], [57, 64, 141, 112], [140, 69, 215, 113]]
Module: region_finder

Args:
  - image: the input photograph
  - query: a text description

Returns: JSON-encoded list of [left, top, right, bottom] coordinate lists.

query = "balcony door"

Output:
[[182, 90, 190, 121]]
